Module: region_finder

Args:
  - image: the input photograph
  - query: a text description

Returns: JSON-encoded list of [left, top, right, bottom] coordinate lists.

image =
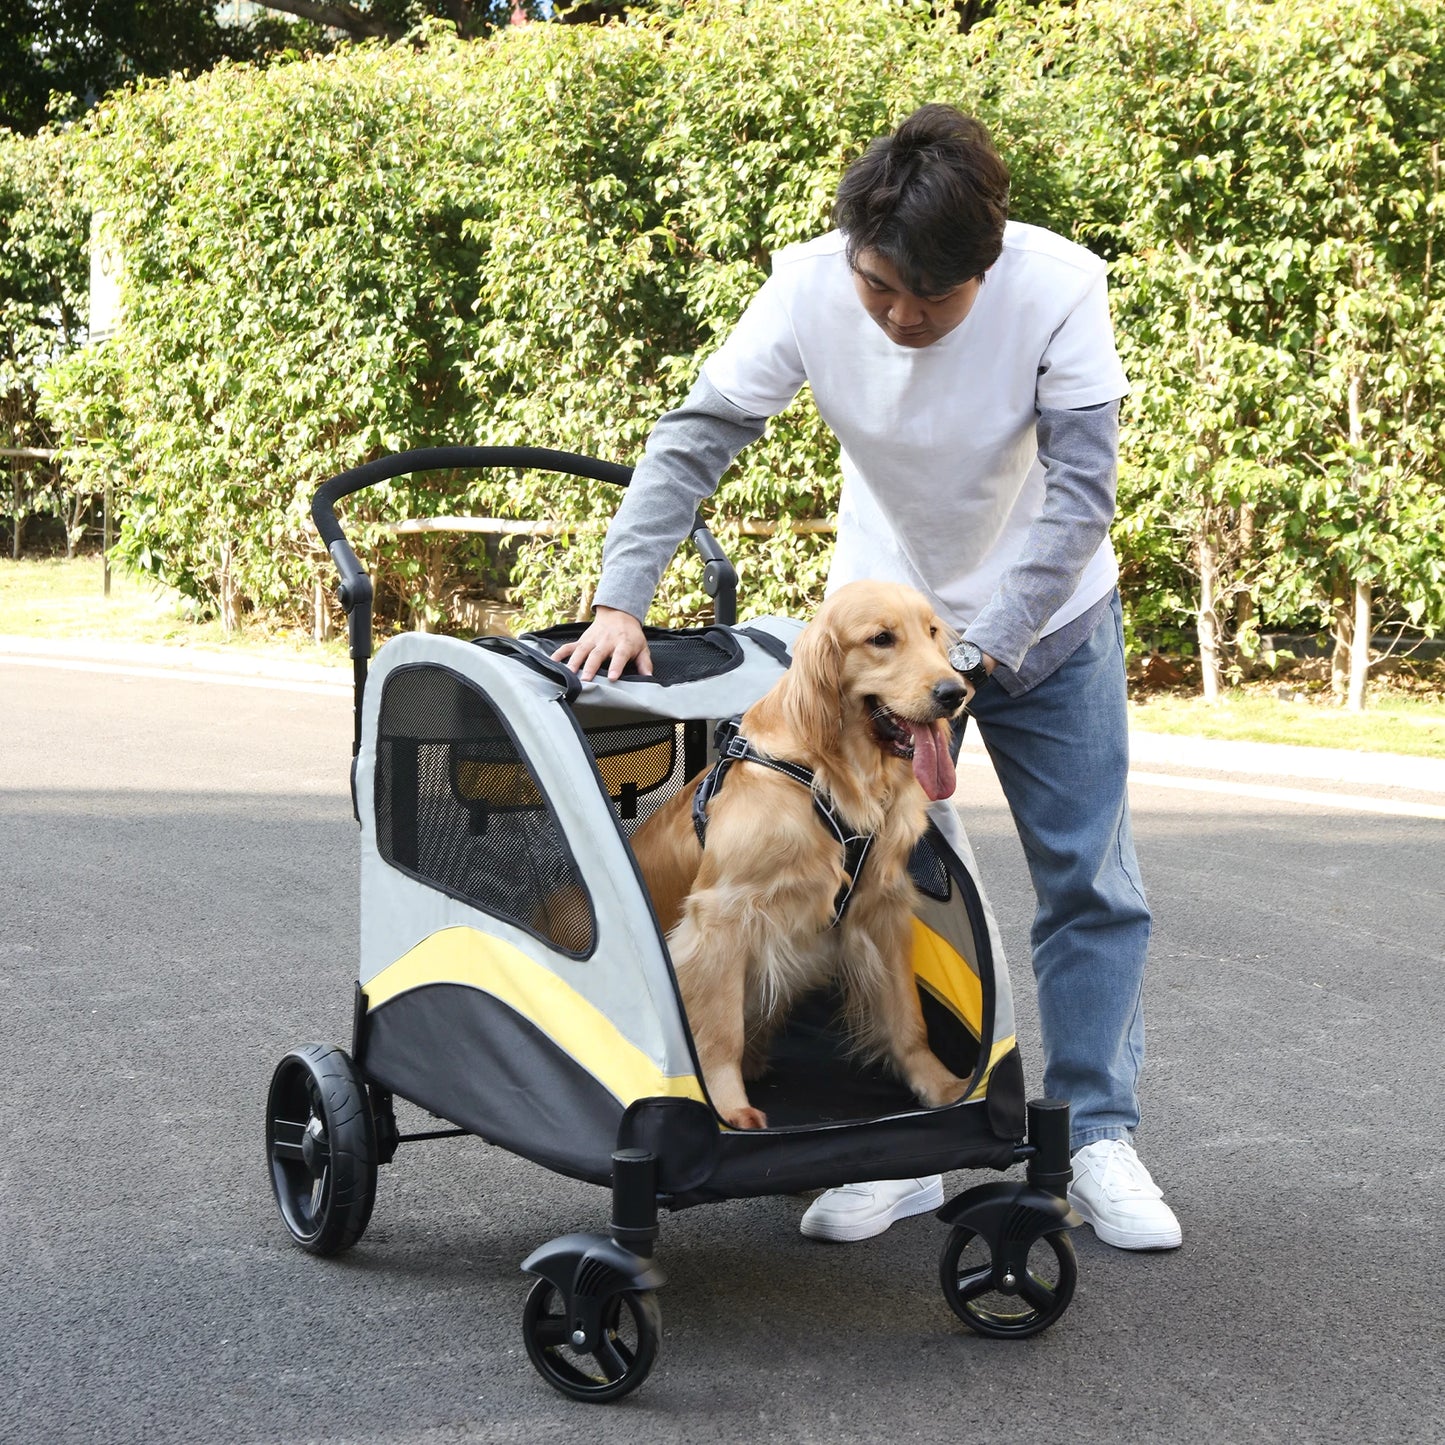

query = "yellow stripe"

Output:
[[964, 1034, 1018, 1101], [365, 927, 706, 1107], [910, 917, 1011, 1102], [910, 917, 984, 1036]]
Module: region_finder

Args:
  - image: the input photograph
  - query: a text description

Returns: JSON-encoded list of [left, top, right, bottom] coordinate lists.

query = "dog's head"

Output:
[[785, 580, 966, 801]]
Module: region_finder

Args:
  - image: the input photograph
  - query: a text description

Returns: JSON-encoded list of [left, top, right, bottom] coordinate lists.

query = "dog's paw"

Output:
[[918, 1075, 970, 1109], [723, 1105, 769, 1130]]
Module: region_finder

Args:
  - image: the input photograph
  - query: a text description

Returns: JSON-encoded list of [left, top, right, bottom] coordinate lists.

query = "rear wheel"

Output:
[[266, 1044, 377, 1255], [522, 1279, 661, 1403]]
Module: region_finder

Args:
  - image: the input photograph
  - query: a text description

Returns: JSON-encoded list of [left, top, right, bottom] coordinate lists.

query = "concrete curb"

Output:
[[956, 722, 1445, 797], [1126, 727, 1445, 796], [0, 635, 347, 686], [5, 633, 1443, 795]]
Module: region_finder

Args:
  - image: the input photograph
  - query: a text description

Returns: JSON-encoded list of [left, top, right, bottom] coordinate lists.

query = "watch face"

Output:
[[948, 640, 983, 675]]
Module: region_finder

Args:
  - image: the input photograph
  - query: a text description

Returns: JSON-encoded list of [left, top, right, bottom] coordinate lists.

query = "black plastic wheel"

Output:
[[266, 1043, 377, 1255], [522, 1279, 661, 1403], [939, 1224, 1077, 1339]]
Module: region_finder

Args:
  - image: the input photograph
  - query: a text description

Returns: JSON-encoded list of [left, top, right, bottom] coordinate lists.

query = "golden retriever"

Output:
[[629, 580, 970, 1129]]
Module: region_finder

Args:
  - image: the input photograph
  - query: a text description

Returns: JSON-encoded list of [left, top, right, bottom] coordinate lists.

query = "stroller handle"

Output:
[[310, 445, 738, 756]]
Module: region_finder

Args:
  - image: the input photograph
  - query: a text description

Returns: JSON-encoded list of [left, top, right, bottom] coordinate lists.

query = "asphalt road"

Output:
[[3, 652, 1443, 1444]]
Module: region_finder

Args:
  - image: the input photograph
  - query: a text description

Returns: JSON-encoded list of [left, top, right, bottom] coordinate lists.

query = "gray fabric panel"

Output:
[[561, 624, 793, 723], [357, 633, 697, 1079]]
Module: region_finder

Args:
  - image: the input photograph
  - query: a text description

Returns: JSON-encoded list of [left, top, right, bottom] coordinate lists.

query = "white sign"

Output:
[[89, 211, 122, 343]]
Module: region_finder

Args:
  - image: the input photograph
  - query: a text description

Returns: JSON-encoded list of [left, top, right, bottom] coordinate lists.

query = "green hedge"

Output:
[[25, 0, 1445, 664], [1, 124, 89, 552]]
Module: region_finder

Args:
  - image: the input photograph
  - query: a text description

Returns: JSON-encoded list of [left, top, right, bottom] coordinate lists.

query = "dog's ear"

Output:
[[783, 616, 844, 758], [940, 618, 960, 658]]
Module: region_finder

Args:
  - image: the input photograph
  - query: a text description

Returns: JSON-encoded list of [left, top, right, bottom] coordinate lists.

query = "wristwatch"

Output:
[[948, 638, 990, 688]]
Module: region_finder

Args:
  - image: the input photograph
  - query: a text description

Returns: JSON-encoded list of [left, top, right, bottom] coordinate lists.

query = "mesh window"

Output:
[[908, 835, 953, 902], [583, 719, 709, 837], [375, 664, 595, 956], [523, 625, 742, 685]]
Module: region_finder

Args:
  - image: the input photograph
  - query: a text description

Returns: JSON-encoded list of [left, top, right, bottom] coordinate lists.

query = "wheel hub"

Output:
[[301, 1114, 328, 1177]]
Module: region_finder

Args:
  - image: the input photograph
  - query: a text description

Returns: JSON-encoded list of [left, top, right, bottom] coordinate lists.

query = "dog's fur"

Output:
[[629, 580, 970, 1129]]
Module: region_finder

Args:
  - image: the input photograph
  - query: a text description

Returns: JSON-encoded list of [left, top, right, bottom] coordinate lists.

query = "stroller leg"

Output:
[[610, 1147, 660, 1258], [1025, 1097, 1073, 1200]]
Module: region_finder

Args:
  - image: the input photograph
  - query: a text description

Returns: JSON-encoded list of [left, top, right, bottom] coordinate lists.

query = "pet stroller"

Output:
[[265, 447, 1083, 1403]]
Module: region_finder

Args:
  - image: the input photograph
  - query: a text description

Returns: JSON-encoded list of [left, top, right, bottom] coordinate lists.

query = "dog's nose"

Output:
[[932, 679, 966, 715]]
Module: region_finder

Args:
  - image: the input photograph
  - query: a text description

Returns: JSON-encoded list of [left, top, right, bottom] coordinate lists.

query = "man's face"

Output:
[[850, 247, 982, 349]]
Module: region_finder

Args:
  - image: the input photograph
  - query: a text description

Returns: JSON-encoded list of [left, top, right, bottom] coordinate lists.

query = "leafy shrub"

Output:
[[28, 0, 1445, 683], [0, 124, 90, 552], [39, 3, 1097, 631]]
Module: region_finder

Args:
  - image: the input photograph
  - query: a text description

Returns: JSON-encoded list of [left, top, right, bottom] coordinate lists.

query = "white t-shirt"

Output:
[[701, 223, 1129, 636]]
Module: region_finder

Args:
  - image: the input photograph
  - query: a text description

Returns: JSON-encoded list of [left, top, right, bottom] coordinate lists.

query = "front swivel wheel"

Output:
[[940, 1224, 1076, 1339], [522, 1279, 661, 1403]]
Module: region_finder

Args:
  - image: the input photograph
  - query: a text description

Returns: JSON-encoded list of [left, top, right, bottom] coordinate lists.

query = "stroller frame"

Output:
[[266, 448, 1083, 1403]]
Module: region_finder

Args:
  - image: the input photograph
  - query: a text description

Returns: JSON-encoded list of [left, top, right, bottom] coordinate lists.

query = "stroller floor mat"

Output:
[[745, 986, 938, 1128]]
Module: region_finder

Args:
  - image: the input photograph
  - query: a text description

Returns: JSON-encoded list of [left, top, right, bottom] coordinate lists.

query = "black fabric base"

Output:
[[655, 1077, 1020, 1209], [358, 981, 1023, 1207]]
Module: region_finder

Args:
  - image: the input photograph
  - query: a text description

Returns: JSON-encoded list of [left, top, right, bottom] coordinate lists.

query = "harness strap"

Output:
[[691, 716, 876, 927]]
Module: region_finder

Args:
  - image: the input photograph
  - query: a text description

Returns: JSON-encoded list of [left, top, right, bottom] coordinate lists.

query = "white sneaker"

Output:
[[1068, 1139, 1182, 1251], [799, 1176, 945, 1242]]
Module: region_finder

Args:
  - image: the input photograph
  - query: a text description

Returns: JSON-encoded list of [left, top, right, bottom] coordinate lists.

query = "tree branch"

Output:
[[440, 0, 479, 40], [252, 0, 400, 40]]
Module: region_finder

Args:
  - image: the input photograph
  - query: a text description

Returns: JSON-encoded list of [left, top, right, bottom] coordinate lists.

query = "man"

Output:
[[556, 104, 1181, 1251]]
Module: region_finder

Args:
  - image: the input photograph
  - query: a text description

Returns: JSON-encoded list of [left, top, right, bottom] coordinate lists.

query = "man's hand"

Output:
[[551, 605, 653, 682]]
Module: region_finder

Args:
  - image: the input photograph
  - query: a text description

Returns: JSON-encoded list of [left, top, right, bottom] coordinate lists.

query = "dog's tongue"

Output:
[[909, 719, 957, 801]]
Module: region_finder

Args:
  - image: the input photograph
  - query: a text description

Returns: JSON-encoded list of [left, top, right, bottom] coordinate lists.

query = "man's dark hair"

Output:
[[832, 104, 1010, 296]]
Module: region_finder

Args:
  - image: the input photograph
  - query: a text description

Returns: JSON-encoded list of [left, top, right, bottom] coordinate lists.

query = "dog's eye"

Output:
[[929, 625, 938, 638], [869, 631, 896, 648]]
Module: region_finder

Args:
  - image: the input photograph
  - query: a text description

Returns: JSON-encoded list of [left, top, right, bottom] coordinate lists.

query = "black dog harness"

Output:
[[691, 716, 876, 927]]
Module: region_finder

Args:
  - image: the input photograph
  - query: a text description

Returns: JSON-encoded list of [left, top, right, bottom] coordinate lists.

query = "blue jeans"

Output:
[[962, 592, 1151, 1151]]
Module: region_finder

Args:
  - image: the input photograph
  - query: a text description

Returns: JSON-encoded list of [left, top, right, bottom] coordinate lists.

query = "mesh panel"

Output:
[[583, 719, 707, 835], [375, 665, 595, 956], [909, 835, 953, 902], [523, 625, 742, 685]]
